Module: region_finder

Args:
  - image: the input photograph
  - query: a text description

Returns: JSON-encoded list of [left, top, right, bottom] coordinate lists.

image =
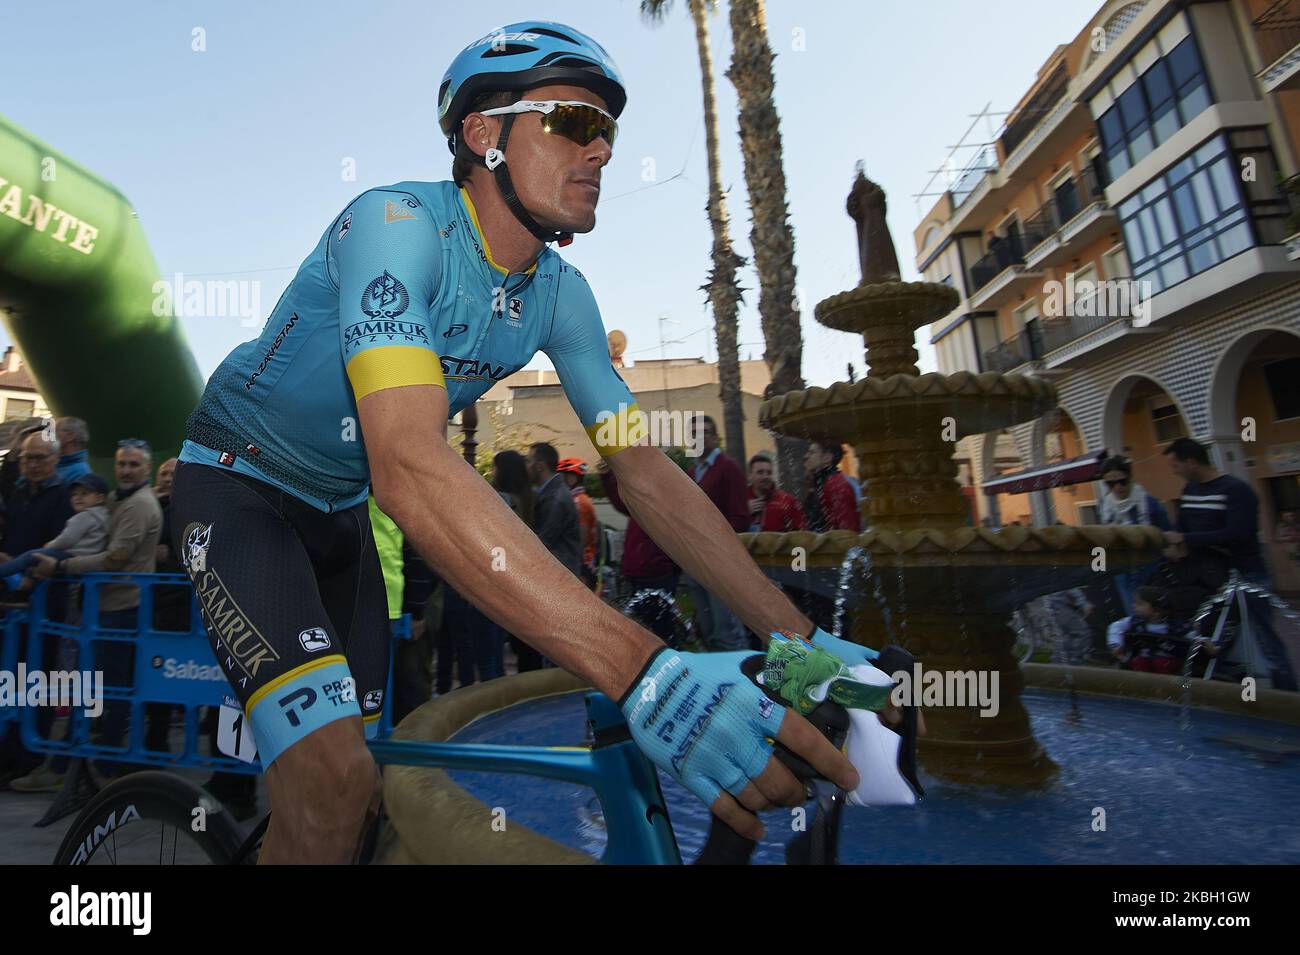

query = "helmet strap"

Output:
[[471, 113, 574, 247]]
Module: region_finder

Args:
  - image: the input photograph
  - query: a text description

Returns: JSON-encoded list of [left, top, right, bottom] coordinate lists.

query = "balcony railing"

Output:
[[951, 144, 998, 208], [1000, 63, 1070, 158], [983, 320, 1045, 372], [1253, 0, 1300, 68], [1038, 307, 1123, 355], [969, 233, 1026, 293], [1021, 164, 1109, 256]]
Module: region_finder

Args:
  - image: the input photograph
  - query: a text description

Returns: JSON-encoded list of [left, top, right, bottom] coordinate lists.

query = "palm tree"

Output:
[[725, 0, 805, 494], [639, 0, 748, 469]]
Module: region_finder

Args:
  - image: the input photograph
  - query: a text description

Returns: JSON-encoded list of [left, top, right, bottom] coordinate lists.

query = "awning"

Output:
[[982, 449, 1108, 496]]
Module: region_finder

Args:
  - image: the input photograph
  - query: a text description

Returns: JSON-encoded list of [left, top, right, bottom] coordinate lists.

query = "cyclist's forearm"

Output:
[[611, 447, 809, 642], [375, 438, 661, 698]]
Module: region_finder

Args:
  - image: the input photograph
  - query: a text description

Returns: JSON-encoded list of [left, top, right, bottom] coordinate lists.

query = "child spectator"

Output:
[[1106, 585, 1210, 675], [0, 473, 110, 591]]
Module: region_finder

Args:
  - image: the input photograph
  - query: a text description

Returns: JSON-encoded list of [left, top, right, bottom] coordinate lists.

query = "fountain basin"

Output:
[[435, 678, 1300, 864]]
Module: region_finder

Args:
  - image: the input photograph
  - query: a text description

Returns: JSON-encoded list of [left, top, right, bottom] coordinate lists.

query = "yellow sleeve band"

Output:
[[585, 403, 649, 457], [346, 346, 447, 401]]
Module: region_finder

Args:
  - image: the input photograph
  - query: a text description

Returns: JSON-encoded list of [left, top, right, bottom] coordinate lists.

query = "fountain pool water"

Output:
[[447, 690, 1300, 865]]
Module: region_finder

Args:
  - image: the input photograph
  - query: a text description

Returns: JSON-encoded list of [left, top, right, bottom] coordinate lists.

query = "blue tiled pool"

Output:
[[448, 689, 1300, 864]]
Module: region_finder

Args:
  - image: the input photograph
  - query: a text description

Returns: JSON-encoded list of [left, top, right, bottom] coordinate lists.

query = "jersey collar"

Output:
[[458, 187, 539, 279]]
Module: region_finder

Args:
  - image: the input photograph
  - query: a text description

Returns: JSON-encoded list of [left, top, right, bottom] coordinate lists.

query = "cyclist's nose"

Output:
[[586, 136, 612, 166]]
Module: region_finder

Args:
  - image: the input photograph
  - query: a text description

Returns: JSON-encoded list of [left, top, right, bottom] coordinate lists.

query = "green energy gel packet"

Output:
[[757, 632, 893, 715]]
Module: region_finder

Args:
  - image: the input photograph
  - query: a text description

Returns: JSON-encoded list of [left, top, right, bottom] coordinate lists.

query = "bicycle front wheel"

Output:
[[53, 771, 248, 865]]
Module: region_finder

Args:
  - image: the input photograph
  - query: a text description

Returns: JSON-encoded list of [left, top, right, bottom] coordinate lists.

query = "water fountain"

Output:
[[747, 169, 1165, 786], [378, 170, 1300, 865]]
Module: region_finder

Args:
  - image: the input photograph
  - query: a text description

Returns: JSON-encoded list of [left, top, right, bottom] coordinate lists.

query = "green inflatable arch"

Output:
[[0, 115, 202, 471]]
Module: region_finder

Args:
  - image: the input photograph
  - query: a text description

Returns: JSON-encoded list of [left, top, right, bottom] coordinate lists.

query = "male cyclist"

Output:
[[172, 21, 876, 864]]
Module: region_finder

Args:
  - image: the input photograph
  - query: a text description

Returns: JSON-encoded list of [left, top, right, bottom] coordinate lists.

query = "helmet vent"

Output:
[[481, 43, 536, 58], [536, 54, 601, 70], [528, 27, 579, 43]]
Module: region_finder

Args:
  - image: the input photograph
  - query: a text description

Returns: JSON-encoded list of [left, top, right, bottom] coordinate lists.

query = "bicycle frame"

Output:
[[368, 693, 682, 865]]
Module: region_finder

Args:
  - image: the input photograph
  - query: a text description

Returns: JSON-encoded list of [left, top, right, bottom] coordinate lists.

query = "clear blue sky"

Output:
[[1, 0, 1103, 384]]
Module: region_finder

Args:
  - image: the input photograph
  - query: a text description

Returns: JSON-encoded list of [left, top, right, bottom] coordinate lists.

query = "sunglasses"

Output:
[[1104, 478, 1130, 487], [479, 100, 618, 149], [118, 438, 152, 454]]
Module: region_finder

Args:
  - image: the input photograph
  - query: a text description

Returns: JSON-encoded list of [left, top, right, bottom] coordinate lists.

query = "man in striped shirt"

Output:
[[1163, 437, 1296, 691]]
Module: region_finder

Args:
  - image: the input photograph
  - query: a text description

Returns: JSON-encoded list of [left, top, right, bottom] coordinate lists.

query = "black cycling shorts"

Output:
[[169, 461, 390, 766]]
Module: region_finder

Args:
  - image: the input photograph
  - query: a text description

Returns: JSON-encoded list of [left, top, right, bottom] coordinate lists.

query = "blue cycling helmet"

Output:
[[437, 22, 626, 247], [438, 22, 627, 153]]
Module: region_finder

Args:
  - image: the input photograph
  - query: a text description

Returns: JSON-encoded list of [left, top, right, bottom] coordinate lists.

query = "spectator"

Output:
[[684, 415, 750, 652], [1097, 455, 1172, 614], [0, 432, 77, 787], [804, 440, 861, 533], [529, 442, 582, 577], [0, 432, 75, 573], [0, 422, 46, 505], [598, 457, 681, 644], [0, 473, 109, 593], [746, 452, 806, 532], [55, 417, 92, 484], [153, 458, 182, 574], [33, 438, 164, 754], [1162, 437, 1296, 691], [557, 457, 599, 587], [1106, 585, 1202, 675], [491, 450, 539, 675], [1, 475, 111, 793]]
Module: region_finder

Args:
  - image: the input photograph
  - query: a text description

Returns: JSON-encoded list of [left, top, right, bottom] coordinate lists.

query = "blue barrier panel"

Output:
[[2, 575, 409, 774], [0, 606, 25, 730]]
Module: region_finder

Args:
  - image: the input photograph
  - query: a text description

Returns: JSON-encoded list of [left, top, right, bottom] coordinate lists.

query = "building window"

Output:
[[1096, 36, 1212, 181], [1103, 244, 1132, 279], [1265, 357, 1300, 420], [3, 398, 36, 421], [1150, 400, 1187, 443], [1116, 131, 1282, 295]]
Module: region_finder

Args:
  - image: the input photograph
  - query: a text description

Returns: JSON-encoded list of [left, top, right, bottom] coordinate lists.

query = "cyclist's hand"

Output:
[[620, 648, 858, 840], [805, 625, 879, 667]]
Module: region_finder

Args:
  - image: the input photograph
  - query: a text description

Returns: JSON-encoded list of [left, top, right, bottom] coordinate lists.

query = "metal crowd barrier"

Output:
[[1, 574, 410, 776]]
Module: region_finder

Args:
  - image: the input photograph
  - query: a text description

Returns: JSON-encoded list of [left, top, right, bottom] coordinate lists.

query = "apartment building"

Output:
[[0, 346, 50, 423], [915, 0, 1300, 577]]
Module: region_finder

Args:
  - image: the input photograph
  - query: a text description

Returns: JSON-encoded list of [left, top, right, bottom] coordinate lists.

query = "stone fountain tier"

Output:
[[816, 281, 958, 332], [758, 371, 1057, 442], [743, 525, 1165, 614]]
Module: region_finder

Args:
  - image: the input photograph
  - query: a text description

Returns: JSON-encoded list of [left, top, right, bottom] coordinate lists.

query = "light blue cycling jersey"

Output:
[[182, 180, 643, 511]]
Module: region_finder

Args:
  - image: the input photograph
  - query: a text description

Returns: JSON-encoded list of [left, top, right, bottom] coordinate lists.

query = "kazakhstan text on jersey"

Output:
[[182, 180, 643, 512]]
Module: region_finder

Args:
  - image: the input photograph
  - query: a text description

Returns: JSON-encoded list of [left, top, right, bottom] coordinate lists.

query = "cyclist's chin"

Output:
[[535, 204, 596, 235]]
